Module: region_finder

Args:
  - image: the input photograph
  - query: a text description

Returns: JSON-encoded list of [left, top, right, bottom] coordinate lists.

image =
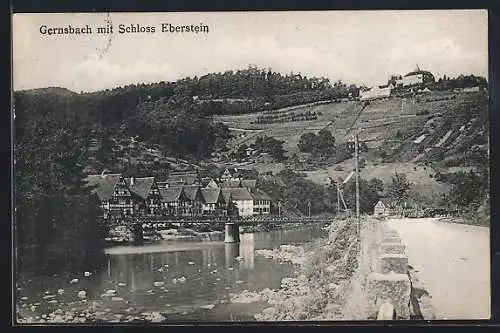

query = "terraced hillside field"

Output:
[[213, 89, 489, 199]]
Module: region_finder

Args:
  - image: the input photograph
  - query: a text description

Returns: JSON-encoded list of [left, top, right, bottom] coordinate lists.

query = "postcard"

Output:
[[12, 10, 490, 323]]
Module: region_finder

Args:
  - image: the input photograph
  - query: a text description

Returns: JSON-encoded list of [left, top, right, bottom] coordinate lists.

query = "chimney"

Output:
[[130, 177, 135, 186]]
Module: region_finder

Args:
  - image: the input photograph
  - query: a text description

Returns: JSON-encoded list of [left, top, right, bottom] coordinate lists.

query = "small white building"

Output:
[[374, 199, 390, 218], [222, 187, 254, 217], [359, 86, 391, 101]]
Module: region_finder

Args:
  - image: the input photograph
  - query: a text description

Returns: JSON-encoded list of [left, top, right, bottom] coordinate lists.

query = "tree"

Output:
[[387, 172, 412, 208], [368, 177, 384, 192], [297, 132, 317, 153], [297, 129, 336, 157], [15, 90, 107, 276], [342, 178, 380, 214], [317, 129, 336, 155], [255, 135, 286, 162], [448, 171, 487, 209]]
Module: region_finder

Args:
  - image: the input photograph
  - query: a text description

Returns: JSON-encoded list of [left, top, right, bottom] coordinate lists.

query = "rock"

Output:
[[70, 279, 79, 284], [327, 283, 339, 292], [84, 272, 92, 277], [153, 281, 165, 287], [77, 291, 86, 299]]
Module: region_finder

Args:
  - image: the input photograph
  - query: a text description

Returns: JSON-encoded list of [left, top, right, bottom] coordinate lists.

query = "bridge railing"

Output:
[[104, 215, 334, 229]]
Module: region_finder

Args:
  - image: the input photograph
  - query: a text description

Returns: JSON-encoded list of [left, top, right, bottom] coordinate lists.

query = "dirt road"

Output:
[[387, 218, 490, 320]]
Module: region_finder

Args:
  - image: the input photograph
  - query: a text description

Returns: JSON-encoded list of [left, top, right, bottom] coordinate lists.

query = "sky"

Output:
[[12, 10, 488, 92]]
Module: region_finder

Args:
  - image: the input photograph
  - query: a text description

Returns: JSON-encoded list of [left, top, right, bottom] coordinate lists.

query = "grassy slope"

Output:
[[213, 90, 488, 199]]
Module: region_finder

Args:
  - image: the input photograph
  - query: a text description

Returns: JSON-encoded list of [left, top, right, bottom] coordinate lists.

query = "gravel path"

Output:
[[387, 218, 490, 319]]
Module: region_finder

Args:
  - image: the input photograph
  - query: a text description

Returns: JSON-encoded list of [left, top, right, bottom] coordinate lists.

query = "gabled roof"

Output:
[[201, 188, 223, 204], [159, 186, 185, 203], [204, 179, 219, 189], [124, 177, 155, 200], [377, 198, 392, 207], [221, 190, 232, 204], [182, 185, 202, 201], [221, 180, 242, 188], [241, 179, 257, 189], [85, 174, 123, 201], [222, 187, 253, 201]]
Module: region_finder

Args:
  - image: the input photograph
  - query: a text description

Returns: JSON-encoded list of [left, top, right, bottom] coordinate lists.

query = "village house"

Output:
[[159, 186, 190, 216], [251, 189, 272, 215], [182, 185, 204, 216], [222, 187, 254, 217], [201, 188, 228, 215], [85, 173, 135, 218], [219, 167, 256, 182], [373, 199, 390, 218], [124, 177, 162, 216]]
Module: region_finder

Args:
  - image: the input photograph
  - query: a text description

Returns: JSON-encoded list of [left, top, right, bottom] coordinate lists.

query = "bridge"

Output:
[[103, 215, 333, 244]]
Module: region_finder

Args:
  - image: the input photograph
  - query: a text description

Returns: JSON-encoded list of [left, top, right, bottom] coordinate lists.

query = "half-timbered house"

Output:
[[124, 177, 162, 216], [85, 173, 134, 218]]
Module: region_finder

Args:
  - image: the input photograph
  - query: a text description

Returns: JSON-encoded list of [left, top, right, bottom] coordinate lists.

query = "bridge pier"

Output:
[[224, 222, 240, 243], [132, 222, 144, 245]]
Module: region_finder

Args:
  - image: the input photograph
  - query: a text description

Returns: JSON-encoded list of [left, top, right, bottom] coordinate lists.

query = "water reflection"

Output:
[[18, 225, 326, 322], [240, 233, 255, 270], [224, 243, 240, 268]]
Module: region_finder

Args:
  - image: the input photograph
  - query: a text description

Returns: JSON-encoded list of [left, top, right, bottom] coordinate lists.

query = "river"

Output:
[[16, 224, 327, 323]]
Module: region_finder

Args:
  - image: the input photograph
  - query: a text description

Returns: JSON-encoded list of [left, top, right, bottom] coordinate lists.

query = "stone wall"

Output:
[[360, 218, 412, 320]]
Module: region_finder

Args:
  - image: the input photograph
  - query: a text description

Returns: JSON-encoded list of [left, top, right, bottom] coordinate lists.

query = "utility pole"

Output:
[[354, 133, 360, 235], [336, 181, 340, 215], [308, 200, 311, 218]]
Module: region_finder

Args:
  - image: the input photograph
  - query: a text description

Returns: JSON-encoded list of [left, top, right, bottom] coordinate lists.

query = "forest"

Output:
[[14, 66, 355, 276]]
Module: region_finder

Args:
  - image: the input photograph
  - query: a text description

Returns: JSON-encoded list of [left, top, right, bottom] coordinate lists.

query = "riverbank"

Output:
[[228, 219, 360, 320]]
